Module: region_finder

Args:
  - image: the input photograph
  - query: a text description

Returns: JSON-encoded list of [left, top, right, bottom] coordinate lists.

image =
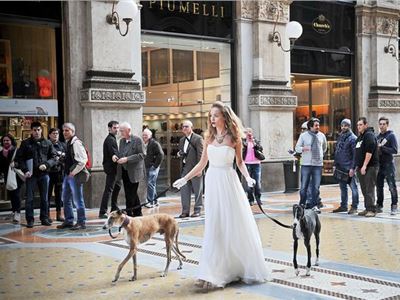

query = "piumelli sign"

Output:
[[312, 15, 331, 34]]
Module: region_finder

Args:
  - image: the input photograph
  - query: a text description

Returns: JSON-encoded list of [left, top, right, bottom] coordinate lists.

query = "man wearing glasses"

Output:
[[376, 117, 398, 215], [354, 117, 379, 217]]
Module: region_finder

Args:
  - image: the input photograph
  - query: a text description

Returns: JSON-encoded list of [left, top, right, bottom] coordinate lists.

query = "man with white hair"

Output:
[[177, 120, 203, 218], [57, 122, 88, 230], [117, 122, 145, 217], [142, 128, 164, 208]]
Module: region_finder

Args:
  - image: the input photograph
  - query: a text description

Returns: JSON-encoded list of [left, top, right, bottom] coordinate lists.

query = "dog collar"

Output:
[[118, 216, 130, 232]]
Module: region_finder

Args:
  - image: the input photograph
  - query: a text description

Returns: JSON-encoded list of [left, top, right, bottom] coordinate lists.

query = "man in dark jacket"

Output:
[[376, 116, 398, 215], [47, 128, 67, 222], [354, 117, 379, 217], [17, 121, 57, 227], [332, 119, 359, 214], [142, 128, 164, 208], [99, 121, 121, 218]]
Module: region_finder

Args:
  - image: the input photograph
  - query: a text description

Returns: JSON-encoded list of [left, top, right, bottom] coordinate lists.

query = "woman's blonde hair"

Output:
[[205, 101, 245, 144]]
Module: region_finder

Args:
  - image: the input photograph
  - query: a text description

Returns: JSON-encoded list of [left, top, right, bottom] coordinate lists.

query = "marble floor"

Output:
[[0, 184, 399, 300]]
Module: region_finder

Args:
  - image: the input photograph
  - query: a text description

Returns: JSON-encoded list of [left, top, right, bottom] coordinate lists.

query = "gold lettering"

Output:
[[202, 4, 209, 16], [167, 1, 175, 11], [221, 5, 224, 18], [193, 2, 199, 15], [179, 2, 190, 13], [211, 5, 218, 17], [159, 0, 164, 10], [149, 0, 156, 9]]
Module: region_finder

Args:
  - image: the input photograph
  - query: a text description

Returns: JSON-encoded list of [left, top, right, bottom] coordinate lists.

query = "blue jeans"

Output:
[[377, 162, 398, 207], [62, 176, 86, 224], [146, 166, 160, 204], [246, 163, 262, 202], [25, 174, 49, 222], [339, 177, 359, 209], [300, 166, 322, 208]]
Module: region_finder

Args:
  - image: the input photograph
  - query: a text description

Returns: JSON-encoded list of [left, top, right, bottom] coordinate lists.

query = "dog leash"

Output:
[[109, 215, 130, 239], [254, 197, 293, 229]]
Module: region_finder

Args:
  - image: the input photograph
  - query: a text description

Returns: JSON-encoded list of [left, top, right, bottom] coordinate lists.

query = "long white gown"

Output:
[[198, 144, 269, 287]]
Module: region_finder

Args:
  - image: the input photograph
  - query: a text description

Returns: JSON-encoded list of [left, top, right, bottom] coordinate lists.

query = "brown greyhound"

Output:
[[103, 210, 186, 282]]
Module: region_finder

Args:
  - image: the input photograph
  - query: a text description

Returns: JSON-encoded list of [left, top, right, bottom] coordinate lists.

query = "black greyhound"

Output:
[[292, 204, 321, 276]]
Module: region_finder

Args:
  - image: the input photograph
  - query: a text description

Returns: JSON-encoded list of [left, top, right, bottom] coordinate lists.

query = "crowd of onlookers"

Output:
[[0, 115, 398, 230], [295, 116, 398, 216]]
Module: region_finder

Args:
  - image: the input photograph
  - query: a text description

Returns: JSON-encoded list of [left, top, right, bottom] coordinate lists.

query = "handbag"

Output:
[[254, 149, 265, 161], [6, 150, 18, 191], [333, 167, 351, 184]]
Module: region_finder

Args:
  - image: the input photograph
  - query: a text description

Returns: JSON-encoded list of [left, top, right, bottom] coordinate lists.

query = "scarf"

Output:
[[308, 131, 321, 163], [336, 130, 352, 154]]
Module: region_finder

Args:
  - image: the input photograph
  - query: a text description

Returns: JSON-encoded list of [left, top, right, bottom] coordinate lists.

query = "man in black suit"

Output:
[[99, 121, 121, 218], [117, 122, 145, 217], [178, 120, 203, 218]]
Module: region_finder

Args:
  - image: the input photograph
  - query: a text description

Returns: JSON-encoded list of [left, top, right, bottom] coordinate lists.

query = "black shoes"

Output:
[[27, 220, 34, 228], [332, 207, 347, 213], [70, 223, 86, 230], [190, 212, 200, 218], [178, 213, 189, 218], [41, 219, 52, 226], [56, 222, 74, 229], [98, 214, 108, 219]]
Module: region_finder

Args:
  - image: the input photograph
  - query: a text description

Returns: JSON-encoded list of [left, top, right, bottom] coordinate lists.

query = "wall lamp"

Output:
[[383, 20, 400, 61], [269, 7, 303, 52], [106, 0, 139, 37]]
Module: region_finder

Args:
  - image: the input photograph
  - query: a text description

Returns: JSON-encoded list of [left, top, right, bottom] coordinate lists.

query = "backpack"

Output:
[[84, 146, 92, 171]]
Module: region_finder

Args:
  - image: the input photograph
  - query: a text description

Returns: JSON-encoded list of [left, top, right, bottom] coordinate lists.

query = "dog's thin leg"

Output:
[[315, 220, 321, 266], [113, 249, 135, 283], [172, 245, 183, 270], [130, 252, 137, 281], [304, 239, 311, 276], [161, 241, 172, 277], [293, 238, 299, 276]]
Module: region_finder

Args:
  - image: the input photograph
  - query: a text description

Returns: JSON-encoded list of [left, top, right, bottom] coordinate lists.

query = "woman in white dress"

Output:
[[173, 101, 269, 289]]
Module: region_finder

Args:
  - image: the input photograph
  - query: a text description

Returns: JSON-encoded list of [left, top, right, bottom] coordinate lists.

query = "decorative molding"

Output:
[[356, 7, 399, 35], [240, 0, 254, 19], [249, 94, 297, 107], [254, 0, 289, 22], [80, 89, 145, 103]]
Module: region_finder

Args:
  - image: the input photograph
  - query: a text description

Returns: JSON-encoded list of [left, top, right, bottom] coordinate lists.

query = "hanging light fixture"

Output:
[[383, 19, 400, 61]]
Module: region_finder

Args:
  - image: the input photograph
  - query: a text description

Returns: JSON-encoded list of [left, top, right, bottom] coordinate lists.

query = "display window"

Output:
[[141, 34, 231, 186], [292, 75, 352, 177], [0, 22, 58, 145]]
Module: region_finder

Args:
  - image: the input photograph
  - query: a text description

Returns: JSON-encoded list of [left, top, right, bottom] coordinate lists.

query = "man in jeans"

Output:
[[376, 116, 398, 215], [332, 119, 359, 214], [295, 118, 327, 212], [57, 123, 88, 230], [354, 117, 379, 217], [18, 121, 57, 228], [142, 128, 164, 208]]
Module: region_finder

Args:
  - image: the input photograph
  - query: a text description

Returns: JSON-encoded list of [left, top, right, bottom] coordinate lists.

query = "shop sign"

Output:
[[147, 1, 225, 18], [0, 99, 58, 116], [312, 15, 331, 34]]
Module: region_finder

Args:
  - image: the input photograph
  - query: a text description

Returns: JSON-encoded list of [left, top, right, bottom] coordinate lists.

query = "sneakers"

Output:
[[365, 211, 376, 217], [376, 206, 383, 213], [358, 210, 368, 216], [348, 207, 357, 215], [332, 206, 347, 213], [391, 205, 398, 215], [12, 212, 21, 224], [70, 223, 86, 231], [144, 203, 153, 208]]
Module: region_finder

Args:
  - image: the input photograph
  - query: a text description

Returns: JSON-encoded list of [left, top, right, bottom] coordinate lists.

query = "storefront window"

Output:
[[0, 22, 58, 144], [292, 75, 352, 177], [141, 33, 231, 186]]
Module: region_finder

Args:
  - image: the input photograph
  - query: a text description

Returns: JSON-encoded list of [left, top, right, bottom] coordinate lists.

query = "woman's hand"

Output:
[[173, 178, 188, 189], [246, 177, 256, 187]]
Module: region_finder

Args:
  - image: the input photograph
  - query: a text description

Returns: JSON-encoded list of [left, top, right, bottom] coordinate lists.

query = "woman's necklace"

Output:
[[215, 131, 227, 144]]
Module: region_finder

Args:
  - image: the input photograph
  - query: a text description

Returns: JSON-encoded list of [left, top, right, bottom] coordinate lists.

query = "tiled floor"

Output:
[[0, 184, 399, 299]]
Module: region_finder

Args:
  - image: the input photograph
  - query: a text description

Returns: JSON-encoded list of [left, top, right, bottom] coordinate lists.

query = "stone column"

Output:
[[237, 0, 297, 191], [63, 0, 145, 208], [355, 0, 400, 176]]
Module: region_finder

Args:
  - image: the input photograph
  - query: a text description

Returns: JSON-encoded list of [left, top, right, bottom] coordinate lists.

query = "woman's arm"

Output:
[[235, 141, 251, 179], [182, 140, 209, 181]]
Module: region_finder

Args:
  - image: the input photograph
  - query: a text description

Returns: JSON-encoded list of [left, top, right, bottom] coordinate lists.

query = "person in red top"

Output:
[[242, 128, 264, 205]]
